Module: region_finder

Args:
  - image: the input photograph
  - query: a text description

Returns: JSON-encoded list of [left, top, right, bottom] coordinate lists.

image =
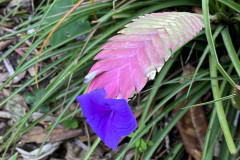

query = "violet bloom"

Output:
[[76, 88, 137, 150], [76, 34, 86, 40]]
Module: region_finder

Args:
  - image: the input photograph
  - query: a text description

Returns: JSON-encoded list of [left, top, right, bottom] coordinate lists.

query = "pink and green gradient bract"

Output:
[[77, 88, 137, 150], [85, 12, 204, 99]]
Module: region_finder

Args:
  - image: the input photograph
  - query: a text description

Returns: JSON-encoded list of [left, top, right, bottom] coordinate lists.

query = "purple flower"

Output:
[[76, 34, 86, 40], [76, 88, 137, 150]]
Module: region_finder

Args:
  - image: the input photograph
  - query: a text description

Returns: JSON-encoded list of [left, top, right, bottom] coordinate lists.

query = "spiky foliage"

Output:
[[1, 0, 240, 159]]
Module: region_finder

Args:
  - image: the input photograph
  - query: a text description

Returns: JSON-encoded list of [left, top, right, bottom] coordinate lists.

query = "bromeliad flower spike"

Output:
[[85, 12, 205, 99], [76, 88, 137, 150]]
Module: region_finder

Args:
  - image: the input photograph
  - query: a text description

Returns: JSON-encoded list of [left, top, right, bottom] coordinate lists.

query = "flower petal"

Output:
[[106, 98, 137, 136], [85, 111, 121, 150], [76, 88, 108, 118], [76, 89, 137, 150]]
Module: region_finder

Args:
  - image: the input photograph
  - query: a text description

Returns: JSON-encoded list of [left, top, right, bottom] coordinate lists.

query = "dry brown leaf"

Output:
[[192, 6, 203, 14], [173, 64, 208, 160], [0, 111, 11, 119], [0, 72, 10, 83], [27, 66, 35, 76], [21, 126, 83, 143], [13, 70, 26, 83], [29, 112, 56, 122], [0, 121, 10, 140], [78, 134, 98, 143], [2, 89, 10, 97], [3, 58, 26, 83], [0, 22, 12, 28], [16, 142, 61, 160], [0, 40, 11, 51]]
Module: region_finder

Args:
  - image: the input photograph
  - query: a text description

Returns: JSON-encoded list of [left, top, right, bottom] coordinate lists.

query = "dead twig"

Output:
[[0, 111, 11, 119]]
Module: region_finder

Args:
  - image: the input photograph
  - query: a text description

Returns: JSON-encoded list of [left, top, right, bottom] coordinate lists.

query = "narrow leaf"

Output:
[[217, 0, 240, 13]]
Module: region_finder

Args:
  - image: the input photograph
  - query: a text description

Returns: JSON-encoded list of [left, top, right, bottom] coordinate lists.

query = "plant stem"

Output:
[[209, 55, 237, 154], [90, 0, 98, 20], [202, 59, 235, 159], [83, 137, 101, 160]]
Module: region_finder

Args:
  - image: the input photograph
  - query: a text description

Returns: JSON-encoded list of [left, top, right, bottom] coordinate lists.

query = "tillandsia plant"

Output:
[[77, 12, 205, 150], [1, 0, 240, 159]]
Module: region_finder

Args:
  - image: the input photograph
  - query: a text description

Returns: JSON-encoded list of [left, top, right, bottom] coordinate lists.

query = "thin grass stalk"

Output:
[[90, 0, 98, 20], [0, 34, 33, 63], [201, 107, 217, 159], [0, 52, 70, 107], [220, 108, 238, 160], [0, 26, 93, 91], [1, 4, 21, 22], [202, 64, 234, 159], [165, 142, 184, 160], [0, 46, 100, 159], [0, 3, 112, 40], [216, 0, 240, 13], [35, 0, 85, 88], [187, 25, 224, 97], [204, 101, 230, 159], [229, 135, 240, 160], [83, 137, 101, 160], [37, 83, 87, 154], [221, 27, 240, 76], [143, 84, 211, 159], [209, 54, 236, 153]]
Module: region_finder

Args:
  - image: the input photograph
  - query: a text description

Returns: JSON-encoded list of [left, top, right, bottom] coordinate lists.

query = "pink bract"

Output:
[[86, 12, 204, 99]]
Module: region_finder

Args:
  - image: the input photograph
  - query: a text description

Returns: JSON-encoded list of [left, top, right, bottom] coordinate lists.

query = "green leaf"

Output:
[[34, 88, 45, 98], [135, 139, 140, 148], [140, 139, 147, 150], [217, 0, 240, 13], [128, 132, 134, 138], [24, 92, 35, 104], [8, 153, 18, 160], [63, 118, 79, 130], [24, 88, 46, 105], [147, 140, 153, 146], [165, 142, 184, 160], [45, 0, 90, 46]]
